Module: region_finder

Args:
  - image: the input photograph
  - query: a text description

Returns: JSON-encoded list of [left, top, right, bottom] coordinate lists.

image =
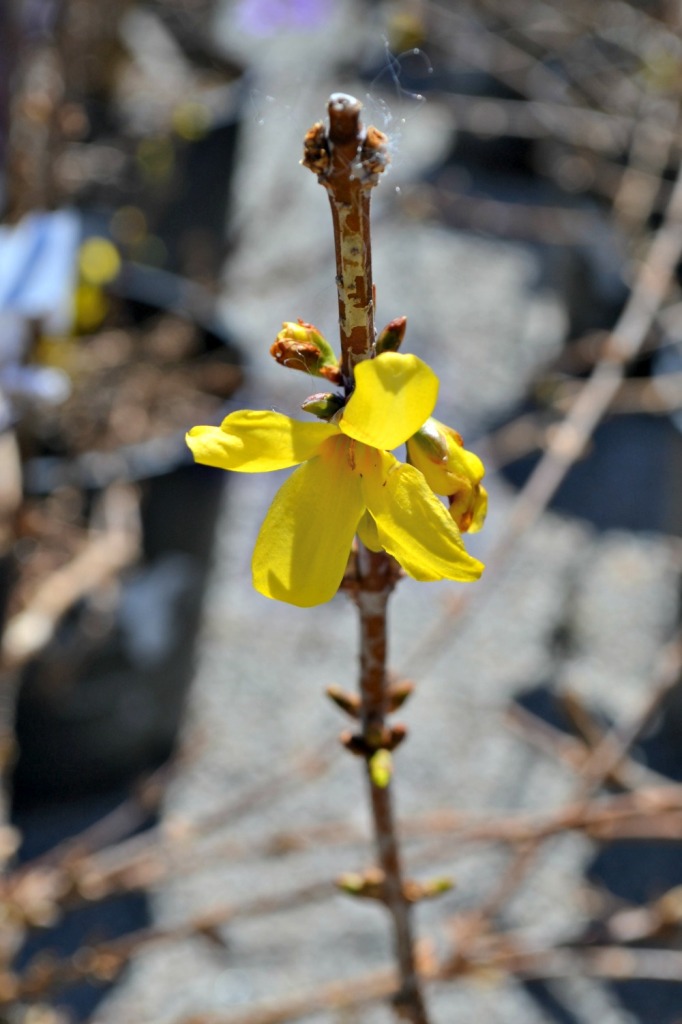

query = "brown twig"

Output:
[[352, 547, 428, 1022], [572, 629, 682, 798], [477, 0, 645, 115], [304, 94, 429, 1023], [440, 630, 682, 953], [8, 879, 335, 1007], [612, 100, 680, 235], [21, 741, 338, 902], [437, 91, 633, 154], [506, 700, 669, 791], [303, 93, 388, 379], [450, 629, 682, 948]]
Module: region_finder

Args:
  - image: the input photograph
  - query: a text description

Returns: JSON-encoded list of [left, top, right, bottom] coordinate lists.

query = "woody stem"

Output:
[[304, 94, 430, 1023], [302, 92, 386, 378], [355, 544, 430, 1024]]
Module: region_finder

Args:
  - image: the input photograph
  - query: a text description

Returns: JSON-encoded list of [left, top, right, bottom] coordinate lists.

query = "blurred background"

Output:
[[2, 0, 682, 1022]]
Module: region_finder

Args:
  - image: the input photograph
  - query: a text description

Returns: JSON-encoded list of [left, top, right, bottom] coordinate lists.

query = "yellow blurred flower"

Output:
[[78, 237, 121, 286]]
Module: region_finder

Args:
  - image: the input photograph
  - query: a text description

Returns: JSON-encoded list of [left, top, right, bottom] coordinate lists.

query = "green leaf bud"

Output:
[[369, 748, 392, 788], [301, 392, 345, 419]]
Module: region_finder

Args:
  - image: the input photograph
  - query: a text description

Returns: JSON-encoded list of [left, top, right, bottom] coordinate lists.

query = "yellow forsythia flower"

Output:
[[187, 352, 484, 607]]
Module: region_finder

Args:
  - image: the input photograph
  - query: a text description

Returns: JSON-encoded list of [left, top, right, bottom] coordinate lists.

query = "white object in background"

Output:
[[0, 209, 80, 334]]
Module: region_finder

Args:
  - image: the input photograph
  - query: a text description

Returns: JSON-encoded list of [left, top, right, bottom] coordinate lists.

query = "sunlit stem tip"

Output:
[[302, 94, 389, 379]]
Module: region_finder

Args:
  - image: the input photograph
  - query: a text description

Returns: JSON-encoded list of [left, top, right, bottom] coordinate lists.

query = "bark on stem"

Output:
[[355, 545, 430, 1023], [302, 93, 389, 379], [304, 95, 430, 1023]]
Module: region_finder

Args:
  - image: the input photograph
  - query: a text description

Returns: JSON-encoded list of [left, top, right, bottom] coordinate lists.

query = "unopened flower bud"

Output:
[[407, 417, 487, 533], [376, 316, 407, 354], [270, 321, 342, 384], [301, 392, 345, 419]]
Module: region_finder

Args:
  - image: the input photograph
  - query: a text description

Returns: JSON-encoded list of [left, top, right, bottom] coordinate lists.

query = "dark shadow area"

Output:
[[501, 413, 682, 535], [514, 684, 682, 1024], [12, 788, 155, 1022]]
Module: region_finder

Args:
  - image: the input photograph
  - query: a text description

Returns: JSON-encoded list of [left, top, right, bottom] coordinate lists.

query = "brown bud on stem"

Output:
[[340, 724, 408, 756], [387, 680, 415, 711], [336, 867, 386, 901], [326, 685, 361, 719], [376, 316, 408, 354], [403, 877, 455, 903]]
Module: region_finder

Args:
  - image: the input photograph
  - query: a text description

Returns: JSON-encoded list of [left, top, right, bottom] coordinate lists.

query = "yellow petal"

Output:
[[362, 451, 484, 582], [252, 435, 365, 606], [356, 511, 382, 552], [450, 482, 488, 534], [339, 353, 438, 451], [464, 484, 488, 534], [186, 411, 337, 472], [407, 418, 485, 496]]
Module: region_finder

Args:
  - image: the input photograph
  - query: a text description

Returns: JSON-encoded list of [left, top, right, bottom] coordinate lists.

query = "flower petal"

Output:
[[455, 484, 488, 534], [406, 417, 485, 496], [252, 435, 364, 606], [339, 352, 438, 450], [356, 511, 382, 552], [187, 410, 337, 472], [363, 451, 484, 582]]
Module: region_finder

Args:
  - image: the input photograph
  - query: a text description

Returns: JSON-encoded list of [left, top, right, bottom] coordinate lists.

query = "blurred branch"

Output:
[[7, 879, 335, 1008], [0, 483, 141, 843], [168, 940, 682, 1024], [0, 482, 141, 671], [506, 700, 671, 790], [612, 99, 680, 234], [572, 629, 682, 798], [404, 144, 682, 682], [438, 92, 633, 153], [5, 0, 65, 218]]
